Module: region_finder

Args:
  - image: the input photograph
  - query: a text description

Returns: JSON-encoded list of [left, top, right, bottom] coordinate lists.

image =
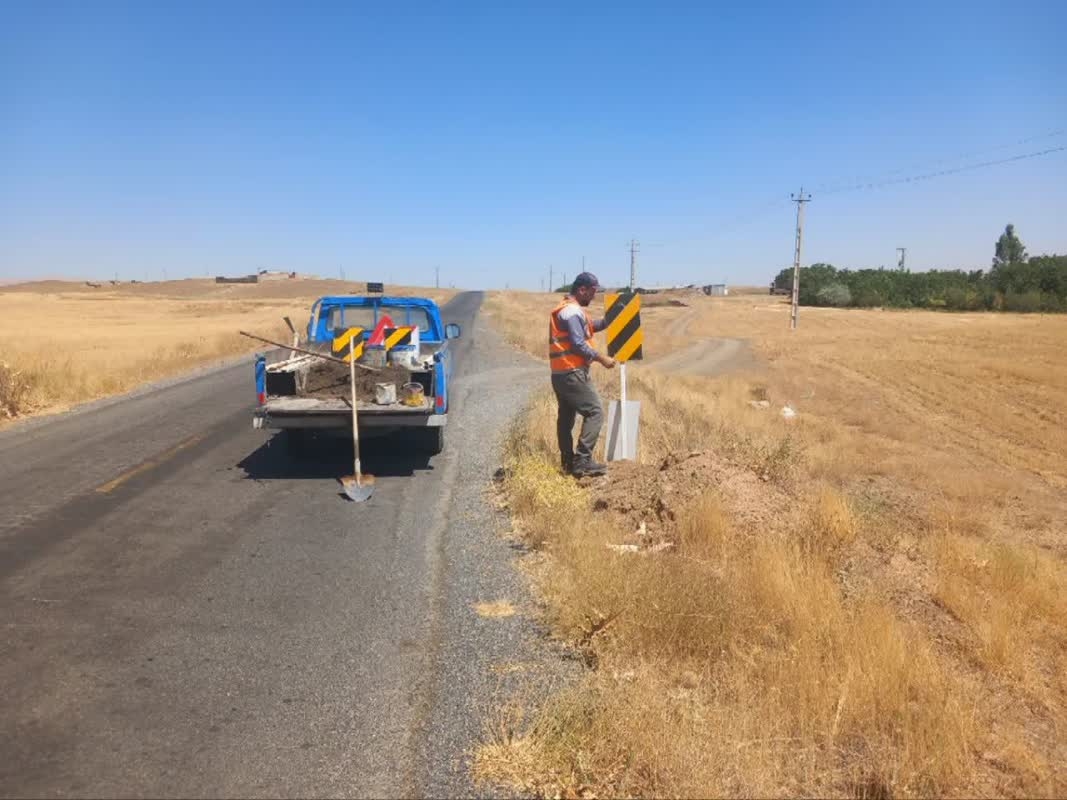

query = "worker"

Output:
[[549, 272, 616, 477]]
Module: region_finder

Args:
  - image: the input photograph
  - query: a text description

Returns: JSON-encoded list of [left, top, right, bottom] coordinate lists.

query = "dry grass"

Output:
[[478, 289, 1067, 797], [0, 278, 454, 424]]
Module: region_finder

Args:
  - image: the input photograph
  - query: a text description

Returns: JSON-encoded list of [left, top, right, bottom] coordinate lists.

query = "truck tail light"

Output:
[[435, 394, 445, 410]]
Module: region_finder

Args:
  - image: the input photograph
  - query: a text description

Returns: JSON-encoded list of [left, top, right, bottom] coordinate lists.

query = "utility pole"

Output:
[[628, 239, 639, 290], [549, 265, 554, 293], [435, 265, 440, 289], [790, 188, 811, 330], [896, 247, 907, 271]]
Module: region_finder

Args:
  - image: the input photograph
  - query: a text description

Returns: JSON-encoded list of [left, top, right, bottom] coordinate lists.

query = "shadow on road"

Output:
[[237, 431, 433, 480]]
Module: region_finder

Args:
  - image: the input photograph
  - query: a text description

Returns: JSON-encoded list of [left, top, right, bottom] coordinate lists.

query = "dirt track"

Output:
[[647, 307, 757, 376]]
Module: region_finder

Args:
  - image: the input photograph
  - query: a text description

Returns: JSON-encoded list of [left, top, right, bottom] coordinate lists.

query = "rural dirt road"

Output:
[[650, 306, 755, 376], [0, 292, 561, 798]]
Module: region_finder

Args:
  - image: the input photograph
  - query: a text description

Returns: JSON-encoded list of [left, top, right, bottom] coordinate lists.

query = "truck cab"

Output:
[[307, 295, 459, 347]]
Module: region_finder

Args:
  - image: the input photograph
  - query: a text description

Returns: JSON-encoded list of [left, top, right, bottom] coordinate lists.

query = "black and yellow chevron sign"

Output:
[[382, 326, 415, 351], [604, 292, 644, 362], [332, 327, 365, 363]]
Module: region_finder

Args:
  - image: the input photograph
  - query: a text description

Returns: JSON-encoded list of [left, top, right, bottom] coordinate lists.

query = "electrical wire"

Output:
[[811, 129, 1066, 194], [818, 144, 1066, 196]]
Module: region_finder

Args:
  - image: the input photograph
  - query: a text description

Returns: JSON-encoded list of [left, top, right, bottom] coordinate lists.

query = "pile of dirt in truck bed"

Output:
[[580, 450, 792, 541], [302, 361, 414, 400]]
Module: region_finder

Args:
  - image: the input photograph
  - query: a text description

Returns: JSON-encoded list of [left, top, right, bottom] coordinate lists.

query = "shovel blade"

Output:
[[340, 473, 375, 502]]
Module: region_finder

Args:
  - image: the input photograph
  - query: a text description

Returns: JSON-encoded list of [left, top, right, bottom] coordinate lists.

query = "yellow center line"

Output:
[[94, 433, 207, 494]]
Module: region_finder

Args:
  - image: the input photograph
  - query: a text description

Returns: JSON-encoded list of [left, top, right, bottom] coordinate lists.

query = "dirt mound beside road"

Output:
[[583, 450, 791, 541]]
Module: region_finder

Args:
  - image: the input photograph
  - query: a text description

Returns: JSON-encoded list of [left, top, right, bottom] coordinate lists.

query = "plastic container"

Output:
[[364, 347, 387, 368], [388, 345, 417, 368], [374, 382, 397, 405]]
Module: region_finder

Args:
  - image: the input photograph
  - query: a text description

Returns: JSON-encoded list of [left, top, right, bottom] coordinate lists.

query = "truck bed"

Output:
[[254, 331, 450, 431]]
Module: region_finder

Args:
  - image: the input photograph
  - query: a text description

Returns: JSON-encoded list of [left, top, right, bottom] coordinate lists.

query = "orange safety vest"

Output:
[[549, 297, 594, 372]]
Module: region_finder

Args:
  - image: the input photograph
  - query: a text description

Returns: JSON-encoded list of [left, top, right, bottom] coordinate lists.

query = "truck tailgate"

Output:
[[256, 396, 443, 428]]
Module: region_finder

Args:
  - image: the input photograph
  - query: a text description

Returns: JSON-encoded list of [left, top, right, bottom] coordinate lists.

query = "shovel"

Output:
[[339, 335, 375, 502]]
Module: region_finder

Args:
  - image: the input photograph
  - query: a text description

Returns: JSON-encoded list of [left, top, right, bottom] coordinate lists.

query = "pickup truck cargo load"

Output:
[[253, 295, 460, 455]]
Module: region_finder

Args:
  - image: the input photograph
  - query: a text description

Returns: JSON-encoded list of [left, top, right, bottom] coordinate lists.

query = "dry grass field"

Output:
[[478, 288, 1067, 797], [0, 278, 454, 424]]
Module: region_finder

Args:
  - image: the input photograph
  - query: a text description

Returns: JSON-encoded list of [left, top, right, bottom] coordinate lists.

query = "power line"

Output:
[[812, 129, 1066, 195], [820, 145, 1066, 197], [682, 142, 1066, 258], [712, 135, 1066, 241]]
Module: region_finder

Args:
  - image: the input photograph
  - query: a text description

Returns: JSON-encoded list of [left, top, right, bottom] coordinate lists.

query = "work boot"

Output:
[[561, 453, 575, 474], [571, 459, 607, 478]]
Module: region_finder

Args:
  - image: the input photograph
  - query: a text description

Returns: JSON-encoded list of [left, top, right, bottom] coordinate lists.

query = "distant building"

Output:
[[703, 284, 728, 296]]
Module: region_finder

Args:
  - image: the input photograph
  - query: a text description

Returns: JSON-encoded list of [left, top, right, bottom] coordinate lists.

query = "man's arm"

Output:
[[565, 313, 599, 361], [591, 317, 607, 333], [563, 313, 615, 368]]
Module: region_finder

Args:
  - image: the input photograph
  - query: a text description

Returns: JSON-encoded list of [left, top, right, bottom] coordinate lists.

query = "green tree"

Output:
[[993, 224, 1027, 268]]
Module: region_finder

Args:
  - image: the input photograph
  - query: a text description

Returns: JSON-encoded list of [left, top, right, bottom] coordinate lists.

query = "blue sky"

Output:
[[3, 1, 1066, 288]]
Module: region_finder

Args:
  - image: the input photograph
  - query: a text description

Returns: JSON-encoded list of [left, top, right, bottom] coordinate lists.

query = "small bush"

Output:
[[943, 287, 970, 310], [1002, 290, 1043, 313], [0, 362, 33, 417], [802, 485, 857, 559], [816, 282, 852, 307], [853, 289, 884, 308]]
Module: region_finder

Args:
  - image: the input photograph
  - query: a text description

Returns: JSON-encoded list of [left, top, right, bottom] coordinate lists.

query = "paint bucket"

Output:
[[400, 382, 425, 407]]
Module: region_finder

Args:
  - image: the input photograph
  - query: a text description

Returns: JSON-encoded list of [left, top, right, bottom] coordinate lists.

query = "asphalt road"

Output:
[[0, 292, 564, 798]]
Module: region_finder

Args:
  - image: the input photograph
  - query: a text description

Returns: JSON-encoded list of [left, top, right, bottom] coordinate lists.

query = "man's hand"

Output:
[[596, 354, 617, 369]]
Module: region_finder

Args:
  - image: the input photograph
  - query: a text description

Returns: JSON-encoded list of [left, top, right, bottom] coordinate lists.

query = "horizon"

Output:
[[3, 1, 1066, 289]]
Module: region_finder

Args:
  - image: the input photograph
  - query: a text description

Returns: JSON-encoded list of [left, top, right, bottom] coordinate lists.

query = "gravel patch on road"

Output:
[[409, 303, 581, 798]]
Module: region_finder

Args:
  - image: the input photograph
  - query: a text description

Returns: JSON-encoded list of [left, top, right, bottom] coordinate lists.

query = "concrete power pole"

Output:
[[896, 247, 907, 271], [628, 239, 639, 290], [435, 265, 440, 289], [549, 265, 554, 293], [790, 188, 811, 330]]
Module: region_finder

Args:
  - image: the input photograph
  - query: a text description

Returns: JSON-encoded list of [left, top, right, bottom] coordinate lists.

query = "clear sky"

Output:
[[3, 1, 1066, 289]]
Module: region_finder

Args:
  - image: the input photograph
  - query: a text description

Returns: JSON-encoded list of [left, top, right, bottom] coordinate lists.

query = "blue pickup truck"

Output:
[[253, 295, 460, 455]]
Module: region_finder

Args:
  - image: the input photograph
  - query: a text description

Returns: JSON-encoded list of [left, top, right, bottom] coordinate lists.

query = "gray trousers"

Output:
[[551, 368, 603, 464]]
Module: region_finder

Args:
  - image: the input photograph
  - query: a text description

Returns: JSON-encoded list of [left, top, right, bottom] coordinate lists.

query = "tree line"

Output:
[[773, 225, 1067, 312]]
